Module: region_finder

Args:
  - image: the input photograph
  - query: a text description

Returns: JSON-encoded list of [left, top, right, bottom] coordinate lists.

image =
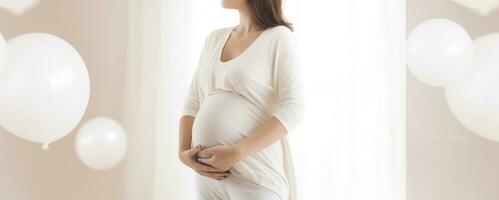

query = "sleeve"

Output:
[[181, 33, 212, 117], [181, 68, 201, 117], [272, 33, 306, 134]]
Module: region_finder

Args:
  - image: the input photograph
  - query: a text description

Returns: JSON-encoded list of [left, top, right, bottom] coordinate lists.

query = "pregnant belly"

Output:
[[192, 91, 268, 157]]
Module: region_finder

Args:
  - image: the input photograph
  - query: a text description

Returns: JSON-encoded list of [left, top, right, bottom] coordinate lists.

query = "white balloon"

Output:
[[0, 33, 90, 144], [0, 32, 6, 74], [407, 18, 473, 87], [452, 0, 499, 16], [0, 0, 40, 16], [445, 33, 499, 142], [76, 117, 128, 170]]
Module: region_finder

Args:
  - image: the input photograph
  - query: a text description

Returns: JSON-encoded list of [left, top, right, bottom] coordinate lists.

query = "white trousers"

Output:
[[195, 170, 283, 200]]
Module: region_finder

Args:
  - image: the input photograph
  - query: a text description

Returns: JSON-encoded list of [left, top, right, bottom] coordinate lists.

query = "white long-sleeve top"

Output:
[[182, 25, 306, 200]]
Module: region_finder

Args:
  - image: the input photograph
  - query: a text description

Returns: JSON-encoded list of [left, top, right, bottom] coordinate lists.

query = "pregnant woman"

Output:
[[178, 0, 305, 199]]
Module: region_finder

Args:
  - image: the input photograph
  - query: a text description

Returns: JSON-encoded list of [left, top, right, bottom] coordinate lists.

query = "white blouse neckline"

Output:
[[217, 26, 271, 65]]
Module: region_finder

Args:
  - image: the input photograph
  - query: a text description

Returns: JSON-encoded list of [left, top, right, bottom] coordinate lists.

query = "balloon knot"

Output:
[[42, 142, 50, 150]]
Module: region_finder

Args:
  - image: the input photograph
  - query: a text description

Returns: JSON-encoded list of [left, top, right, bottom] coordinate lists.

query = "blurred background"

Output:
[[0, 0, 128, 200], [407, 0, 499, 199], [3, 0, 497, 200]]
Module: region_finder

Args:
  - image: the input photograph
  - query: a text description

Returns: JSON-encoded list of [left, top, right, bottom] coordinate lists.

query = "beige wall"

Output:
[[407, 1, 499, 200], [0, 1, 128, 200]]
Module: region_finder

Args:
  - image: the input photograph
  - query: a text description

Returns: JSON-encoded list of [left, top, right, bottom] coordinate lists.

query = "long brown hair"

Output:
[[247, 0, 294, 31]]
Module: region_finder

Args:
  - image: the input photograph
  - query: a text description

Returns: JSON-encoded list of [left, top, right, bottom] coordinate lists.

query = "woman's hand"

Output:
[[197, 144, 245, 172], [179, 145, 231, 180]]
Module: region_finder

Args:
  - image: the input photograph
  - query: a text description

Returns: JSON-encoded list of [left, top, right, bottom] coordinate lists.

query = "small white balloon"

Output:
[[0, 32, 6, 74], [452, 0, 499, 16], [445, 33, 499, 142], [407, 18, 473, 87], [76, 117, 128, 170], [0, 0, 40, 16], [0, 33, 90, 144]]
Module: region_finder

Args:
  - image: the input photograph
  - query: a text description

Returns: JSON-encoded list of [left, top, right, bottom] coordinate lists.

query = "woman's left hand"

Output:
[[197, 144, 246, 171]]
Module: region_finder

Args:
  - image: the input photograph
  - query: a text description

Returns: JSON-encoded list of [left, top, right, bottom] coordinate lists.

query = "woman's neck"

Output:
[[236, 8, 262, 34]]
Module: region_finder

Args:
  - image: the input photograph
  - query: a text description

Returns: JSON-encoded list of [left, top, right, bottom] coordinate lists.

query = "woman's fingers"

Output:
[[197, 157, 213, 165], [198, 147, 215, 155], [186, 145, 202, 157], [198, 171, 230, 180], [192, 160, 225, 172], [187, 145, 232, 177], [201, 171, 231, 177]]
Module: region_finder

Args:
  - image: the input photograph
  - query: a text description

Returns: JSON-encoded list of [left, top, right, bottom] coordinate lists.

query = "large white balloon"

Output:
[[0, 0, 40, 16], [452, 0, 499, 16], [0, 33, 90, 144], [76, 117, 128, 170], [407, 18, 473, 87], [0, 32, 6, 73], [445, 33, 499, 142]]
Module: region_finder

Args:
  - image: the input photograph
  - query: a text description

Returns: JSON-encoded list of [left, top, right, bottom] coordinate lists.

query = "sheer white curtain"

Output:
[[124, 0, 405, 200], [289, 1, 406, 199]]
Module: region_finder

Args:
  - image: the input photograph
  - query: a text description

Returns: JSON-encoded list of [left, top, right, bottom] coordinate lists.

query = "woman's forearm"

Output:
[[179, 115, 195, 153], [233, 116, 288, 158]]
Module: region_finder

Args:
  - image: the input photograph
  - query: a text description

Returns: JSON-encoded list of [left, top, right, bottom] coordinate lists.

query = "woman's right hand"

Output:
[[179, 145, 231, 180]]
